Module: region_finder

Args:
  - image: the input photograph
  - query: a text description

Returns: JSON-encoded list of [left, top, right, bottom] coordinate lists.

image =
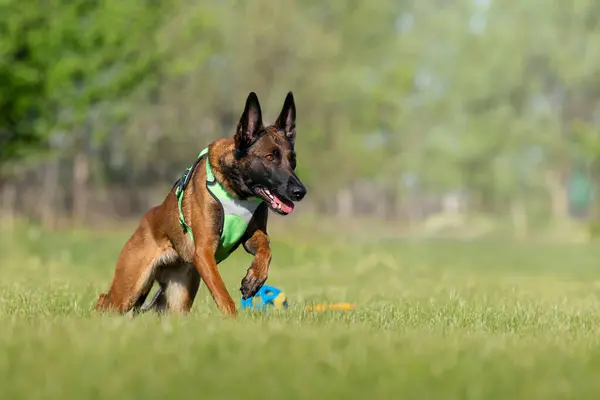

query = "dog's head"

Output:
[[233, 91, 307, 215]]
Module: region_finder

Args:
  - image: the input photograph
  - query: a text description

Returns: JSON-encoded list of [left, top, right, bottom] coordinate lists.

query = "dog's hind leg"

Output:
[[141, 263, 201, 315], [163, 263, 201, 314], [95, 214, 176, 314]]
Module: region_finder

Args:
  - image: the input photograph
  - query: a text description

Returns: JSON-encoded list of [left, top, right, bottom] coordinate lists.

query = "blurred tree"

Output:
[[0, 1, 50, 172], [4, 0, 600, 229], [1, 0, 168, 219]]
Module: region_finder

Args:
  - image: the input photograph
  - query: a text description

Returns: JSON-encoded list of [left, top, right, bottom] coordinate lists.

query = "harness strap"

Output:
[[175, 149, 209, 243], [176, 184, 194, 242]]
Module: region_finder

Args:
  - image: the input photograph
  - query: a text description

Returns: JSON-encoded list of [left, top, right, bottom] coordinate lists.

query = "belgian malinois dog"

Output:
[[95, 92, 306, 317]]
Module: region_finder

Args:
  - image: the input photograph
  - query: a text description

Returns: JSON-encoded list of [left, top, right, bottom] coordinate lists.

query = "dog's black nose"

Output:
[[289, 185, 307, 201]]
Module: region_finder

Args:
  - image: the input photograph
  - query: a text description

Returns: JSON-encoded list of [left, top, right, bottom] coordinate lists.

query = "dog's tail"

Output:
[[139, 286, 164, 313]]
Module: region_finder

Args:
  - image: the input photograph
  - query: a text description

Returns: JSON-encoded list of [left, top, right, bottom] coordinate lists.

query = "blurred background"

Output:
[[2, 0, 600, 241]]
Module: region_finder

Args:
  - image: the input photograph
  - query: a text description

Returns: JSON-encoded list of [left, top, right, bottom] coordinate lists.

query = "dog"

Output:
[[95, 91, 306, 317]]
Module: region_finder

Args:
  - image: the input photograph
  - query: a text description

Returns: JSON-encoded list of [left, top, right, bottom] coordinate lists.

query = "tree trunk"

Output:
[[0, 180, 17, 228], [383, 186, 397, 220], [510, 197, 527, 239], [545, 169, 569, 221], [336, 187, 353, 219], [72, 152, 90, 224], [41, 161, 59, 228]]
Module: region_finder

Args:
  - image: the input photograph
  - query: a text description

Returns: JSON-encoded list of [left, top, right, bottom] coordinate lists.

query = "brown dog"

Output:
[[95, 92, 306, 317]]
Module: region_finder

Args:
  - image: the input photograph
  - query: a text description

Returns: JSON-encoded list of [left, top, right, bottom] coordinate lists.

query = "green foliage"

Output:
[[0, 0, 49, 168], [5, 0, 600, 219], [0, 0, 165, 170]]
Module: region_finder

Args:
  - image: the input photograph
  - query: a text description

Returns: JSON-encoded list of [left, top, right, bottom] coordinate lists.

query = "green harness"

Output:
[[175, 148, 263, 263]]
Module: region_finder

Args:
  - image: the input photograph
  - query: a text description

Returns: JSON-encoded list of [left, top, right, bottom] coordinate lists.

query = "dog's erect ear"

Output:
[[235, 92, 263, 153], [275, 91, 296, 145]]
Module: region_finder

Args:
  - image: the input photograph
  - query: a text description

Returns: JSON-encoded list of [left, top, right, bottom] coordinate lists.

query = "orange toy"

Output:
[[305, 303, 356, 311]]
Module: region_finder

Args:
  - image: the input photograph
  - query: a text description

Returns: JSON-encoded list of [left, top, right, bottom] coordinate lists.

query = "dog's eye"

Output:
[[265, 154, 274, 161]]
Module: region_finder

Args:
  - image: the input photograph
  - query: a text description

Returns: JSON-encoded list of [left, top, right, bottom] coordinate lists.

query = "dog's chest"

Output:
[[220, 197, 261, 224], [214, 197, 262, 263]]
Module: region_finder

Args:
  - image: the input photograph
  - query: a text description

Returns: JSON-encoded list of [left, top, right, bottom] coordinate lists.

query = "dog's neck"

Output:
[[208, 140, 253, 200]]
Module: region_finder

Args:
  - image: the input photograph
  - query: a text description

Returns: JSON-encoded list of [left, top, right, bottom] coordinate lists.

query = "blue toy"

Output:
[[240, 285, 288, 310]]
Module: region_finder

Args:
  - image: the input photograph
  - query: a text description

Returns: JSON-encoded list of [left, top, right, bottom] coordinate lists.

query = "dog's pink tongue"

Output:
[[279, 201, 294, 214], [272, 195, 294, 214]]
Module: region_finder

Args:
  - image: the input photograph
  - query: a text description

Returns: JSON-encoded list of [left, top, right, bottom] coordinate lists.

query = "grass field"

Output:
[[2, 219, 600, 399]]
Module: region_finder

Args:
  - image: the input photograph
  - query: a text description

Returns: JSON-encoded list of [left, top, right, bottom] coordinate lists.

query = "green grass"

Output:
[[2, 220, 600, 399]]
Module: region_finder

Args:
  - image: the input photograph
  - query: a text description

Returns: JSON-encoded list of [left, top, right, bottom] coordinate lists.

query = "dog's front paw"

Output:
[[240, 270, 267, 300]]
